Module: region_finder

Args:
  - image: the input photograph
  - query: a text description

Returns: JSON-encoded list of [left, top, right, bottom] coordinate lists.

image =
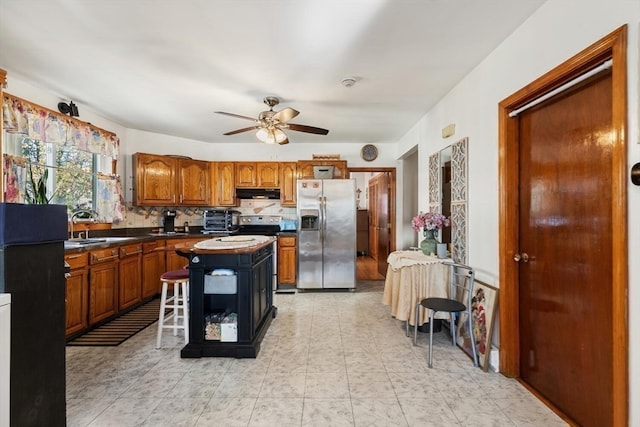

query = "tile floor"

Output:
[[66, 282, 568, 426]]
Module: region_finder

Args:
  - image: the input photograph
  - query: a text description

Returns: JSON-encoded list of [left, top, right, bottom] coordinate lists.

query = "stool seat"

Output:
[[161, 269, 189, 280], [156, 270, 189, 349]]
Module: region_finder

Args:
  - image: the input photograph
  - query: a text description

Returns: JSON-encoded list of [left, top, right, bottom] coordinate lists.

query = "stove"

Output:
[[237, 215, 281, 291], [236, 215, 282, 236]]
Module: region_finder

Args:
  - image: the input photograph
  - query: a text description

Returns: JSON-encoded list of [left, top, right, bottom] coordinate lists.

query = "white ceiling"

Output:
[[0, 0, 546, 145]]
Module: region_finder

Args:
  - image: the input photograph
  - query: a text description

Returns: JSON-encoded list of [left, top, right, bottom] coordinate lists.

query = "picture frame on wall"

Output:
[[456, 280, 498, 371]]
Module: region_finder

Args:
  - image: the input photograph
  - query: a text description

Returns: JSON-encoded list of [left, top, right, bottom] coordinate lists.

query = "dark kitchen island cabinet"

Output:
[[176, 239, 275, 358]]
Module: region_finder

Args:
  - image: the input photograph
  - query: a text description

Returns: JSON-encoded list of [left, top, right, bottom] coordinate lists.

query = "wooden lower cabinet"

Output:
[[65, 253, 89, 337], [142, 240, 165, 298], [118, 243, 143, 311], [277, 235, 297, 286], [88, 247, 119, 326], [166, 238, 206, 271]]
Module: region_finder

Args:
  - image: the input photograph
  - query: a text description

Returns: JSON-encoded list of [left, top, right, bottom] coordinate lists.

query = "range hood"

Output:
[[236, 188, 281, 200]]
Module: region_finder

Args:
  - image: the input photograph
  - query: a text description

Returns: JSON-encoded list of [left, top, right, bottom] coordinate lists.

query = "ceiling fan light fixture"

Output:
[[256, 127, 287, 144]]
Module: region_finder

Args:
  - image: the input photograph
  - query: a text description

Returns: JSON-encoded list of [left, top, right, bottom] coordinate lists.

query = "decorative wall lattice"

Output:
[[451, 138, 467, 203], [451, 203, 467, 263], [429, 137, 468, 264], [429, 152, 440, 213], [450, 137, 468, 264]]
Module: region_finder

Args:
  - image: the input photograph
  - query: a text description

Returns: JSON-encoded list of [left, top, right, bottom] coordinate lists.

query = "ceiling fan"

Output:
[[215, 96, 329, 145]]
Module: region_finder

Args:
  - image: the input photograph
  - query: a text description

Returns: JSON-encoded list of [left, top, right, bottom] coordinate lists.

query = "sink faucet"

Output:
[[69, 209, 98, 239]]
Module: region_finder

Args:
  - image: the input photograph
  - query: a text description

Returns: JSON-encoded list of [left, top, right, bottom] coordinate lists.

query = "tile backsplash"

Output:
[[116, 200, 296, 230]]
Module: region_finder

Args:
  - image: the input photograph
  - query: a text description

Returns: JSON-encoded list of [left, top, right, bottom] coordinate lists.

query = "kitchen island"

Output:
[[175, 236, 276, 358]]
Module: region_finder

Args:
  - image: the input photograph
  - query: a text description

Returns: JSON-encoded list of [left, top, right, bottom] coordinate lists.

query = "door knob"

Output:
[[513, 253, 530, 262]]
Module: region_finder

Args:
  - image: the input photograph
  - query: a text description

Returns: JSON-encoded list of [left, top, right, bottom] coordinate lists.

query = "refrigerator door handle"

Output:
[[319, 196, 326, 243]]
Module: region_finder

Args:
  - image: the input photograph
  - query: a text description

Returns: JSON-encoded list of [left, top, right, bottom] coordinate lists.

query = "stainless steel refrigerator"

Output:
[[297, 179, 356, 289]]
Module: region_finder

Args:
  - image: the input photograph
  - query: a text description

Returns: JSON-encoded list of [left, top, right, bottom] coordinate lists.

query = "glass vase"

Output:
[[420, 229, 438, 256]]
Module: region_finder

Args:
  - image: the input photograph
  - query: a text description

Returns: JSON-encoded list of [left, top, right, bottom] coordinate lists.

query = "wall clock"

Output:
[[360, 144, 378, 162]]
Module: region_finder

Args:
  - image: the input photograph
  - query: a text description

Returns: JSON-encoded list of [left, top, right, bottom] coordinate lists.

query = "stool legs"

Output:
[[156, 278, 189, 349]]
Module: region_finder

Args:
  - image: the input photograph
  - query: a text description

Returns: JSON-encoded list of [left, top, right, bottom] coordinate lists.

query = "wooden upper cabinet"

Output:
[[177, 158, 209, 205], [297, 160, 348, 179], [211, 162, 238, 206], [236, 162, 279, 188], [133, 153, 177, 205], [279, 162, 297, 206], [256, 162, 279, 187], [235, 162, 257, 187], [133, 153, 209, 206]]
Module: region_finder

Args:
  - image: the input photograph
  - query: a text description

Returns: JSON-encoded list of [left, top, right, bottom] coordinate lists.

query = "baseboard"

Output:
[[489, 346, 500, 372]]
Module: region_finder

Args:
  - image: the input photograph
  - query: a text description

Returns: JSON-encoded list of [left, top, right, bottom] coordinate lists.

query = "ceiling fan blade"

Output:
[[278, 136, 290, 145], [287, 123, 329, 135], [215, 111, 259, 122], [273, 107, 299, 123], [223, 126, 261, 136]]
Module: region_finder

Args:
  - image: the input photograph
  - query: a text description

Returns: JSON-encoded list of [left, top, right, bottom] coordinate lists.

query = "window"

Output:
[[4, 133, 113, 212], [2, 93, 123, 222]]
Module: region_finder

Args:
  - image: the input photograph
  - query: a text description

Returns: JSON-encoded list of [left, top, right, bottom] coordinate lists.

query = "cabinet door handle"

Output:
[[92, 253, 118, 263]]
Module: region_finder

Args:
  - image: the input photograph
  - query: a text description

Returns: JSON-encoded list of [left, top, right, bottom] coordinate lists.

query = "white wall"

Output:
[[4, 1, 639, 420], [396, 0, 639, 423]]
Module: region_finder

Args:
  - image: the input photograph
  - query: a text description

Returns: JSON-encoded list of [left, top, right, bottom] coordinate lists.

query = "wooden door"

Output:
[[368, 173, 390, 275], [133, 153, 176, 206], [178, 159, 209, 205], [500, 28, 628, 426], [211, 162, 237, 206], [516, 71, 614, 427], [368, 180, 378, 260]]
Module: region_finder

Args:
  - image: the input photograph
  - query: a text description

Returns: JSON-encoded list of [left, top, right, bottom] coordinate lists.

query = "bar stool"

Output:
[[156, 269, 189, 348]]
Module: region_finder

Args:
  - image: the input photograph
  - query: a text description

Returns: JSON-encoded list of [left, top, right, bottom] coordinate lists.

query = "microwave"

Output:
[[203, 209, 240, 232]]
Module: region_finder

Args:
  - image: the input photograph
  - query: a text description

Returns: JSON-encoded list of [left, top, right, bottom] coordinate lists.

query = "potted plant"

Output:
[[25, 164, 56, 204], [411, 211, 451, 256]]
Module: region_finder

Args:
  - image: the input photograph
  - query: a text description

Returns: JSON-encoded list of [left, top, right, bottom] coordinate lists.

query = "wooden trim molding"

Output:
[[498, 25, 628, 426], [348, 167, 397, 253]]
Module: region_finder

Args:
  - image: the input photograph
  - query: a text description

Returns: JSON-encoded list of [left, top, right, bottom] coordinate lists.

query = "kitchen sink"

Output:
[[102, 237, 136, 242], [65, 238, 107, 246], [64, 236, 136, 247]]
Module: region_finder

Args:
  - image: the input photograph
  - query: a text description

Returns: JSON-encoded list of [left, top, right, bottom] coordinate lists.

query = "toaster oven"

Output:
[[203, 209, 240, 233]]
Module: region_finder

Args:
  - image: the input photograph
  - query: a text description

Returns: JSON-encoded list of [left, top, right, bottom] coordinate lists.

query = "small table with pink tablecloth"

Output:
[[382, 251, 450, 326]]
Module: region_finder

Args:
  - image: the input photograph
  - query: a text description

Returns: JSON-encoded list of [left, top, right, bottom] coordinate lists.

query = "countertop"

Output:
[[63, 232, 210, 253], [175, 236, 276, 255], [64, 229, 295, 254]]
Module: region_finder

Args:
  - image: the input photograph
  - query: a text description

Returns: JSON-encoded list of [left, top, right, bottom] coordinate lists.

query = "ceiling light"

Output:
[[341, 77, 357, 87], [256, 128, 287, 144]]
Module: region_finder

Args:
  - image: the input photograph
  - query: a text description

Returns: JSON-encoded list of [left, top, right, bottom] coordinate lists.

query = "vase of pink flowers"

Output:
[[412, 212, 451, 256]]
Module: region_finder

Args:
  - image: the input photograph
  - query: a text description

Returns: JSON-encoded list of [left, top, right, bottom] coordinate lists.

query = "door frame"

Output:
[[348, 167, 397, 254], [498, 26, 627, 424]]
